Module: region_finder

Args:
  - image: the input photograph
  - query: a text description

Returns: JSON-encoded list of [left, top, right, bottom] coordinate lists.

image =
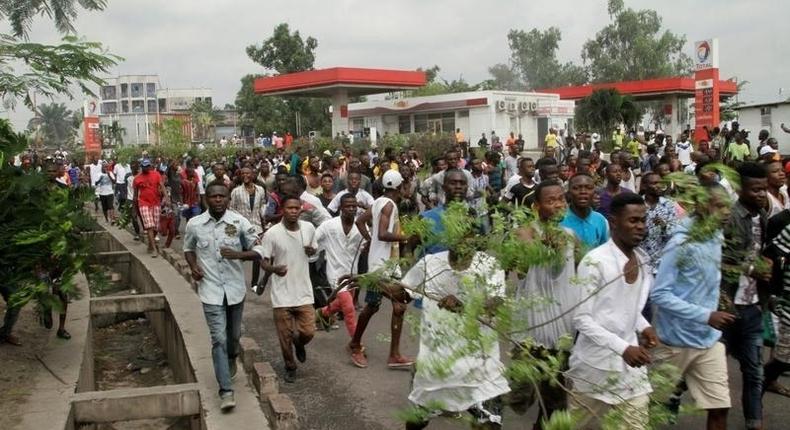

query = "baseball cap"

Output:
[[140, 158, 152, 167], [759, 146, 777, 157], [382, 170, 403, 190]]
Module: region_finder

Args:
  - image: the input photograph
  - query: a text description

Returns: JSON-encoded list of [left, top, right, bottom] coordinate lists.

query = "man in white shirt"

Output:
[[224, 196, 317, 383], [184, 182, 259, 411], [676, 133, 693, 167], [401, 246, 510, 429], [351, 170, 414, 369], [112, 158, 129, 203], [87, 156, 103, 212], [510, 180, 580, 425], [314, 193, 364, 337], [567, 192, 658, 429], [327, 171, 374, 216]]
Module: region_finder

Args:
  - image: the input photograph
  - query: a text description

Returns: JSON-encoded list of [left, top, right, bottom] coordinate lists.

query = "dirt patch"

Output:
[[93, 317, 174, 391], [79, 416, 193, 430], [0, 303, 59, 429]]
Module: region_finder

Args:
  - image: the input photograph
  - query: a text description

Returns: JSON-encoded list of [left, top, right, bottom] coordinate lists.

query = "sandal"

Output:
[[766, 382, 790, 397]]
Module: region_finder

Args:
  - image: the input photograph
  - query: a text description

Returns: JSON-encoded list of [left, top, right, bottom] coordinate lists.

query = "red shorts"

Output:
[[138, 205, 160, 230]]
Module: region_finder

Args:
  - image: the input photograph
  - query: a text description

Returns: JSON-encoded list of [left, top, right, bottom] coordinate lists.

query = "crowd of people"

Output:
[[3, 122, 790, 429]]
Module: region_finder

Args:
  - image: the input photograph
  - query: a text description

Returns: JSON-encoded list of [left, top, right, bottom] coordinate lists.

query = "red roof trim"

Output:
[[539, 77, 738, 100], [254, 67, 427, 94]]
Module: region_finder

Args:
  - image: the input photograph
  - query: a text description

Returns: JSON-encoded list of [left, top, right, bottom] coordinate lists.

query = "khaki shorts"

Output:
[[651, 342, 731, 410], [568, 392, 649, 430]]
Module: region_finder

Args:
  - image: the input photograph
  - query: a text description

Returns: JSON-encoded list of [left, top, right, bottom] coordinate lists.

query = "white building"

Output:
[[347, 90, 575, 149], [97, 74, 213, 145], [735, 100, 790, 154]]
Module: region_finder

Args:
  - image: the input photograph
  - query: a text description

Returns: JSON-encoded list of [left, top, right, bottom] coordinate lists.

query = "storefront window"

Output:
[[414, 112, 455, 133], [398, 115, 411, 134]]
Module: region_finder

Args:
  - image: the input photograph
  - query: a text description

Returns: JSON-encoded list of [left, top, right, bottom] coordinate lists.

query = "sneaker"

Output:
[[0, 334, 22, 346], [56, 329, 71, 340], [293, 335, 307, 363], [220, 392, 236, 411], [315, 310, 331, 332], [387, 355, 414, 370], [229, 358, 237, 379], [284, 368, 296, 383], [133, 235, 141, 241], [349, 346, 368, 368]]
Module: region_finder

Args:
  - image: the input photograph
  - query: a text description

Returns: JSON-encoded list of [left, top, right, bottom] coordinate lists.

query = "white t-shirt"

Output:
[[315, 217, 364, 287], [327, 189, 375, 216], [88, 162, 103, 187], [254, 221, 317, 308], [676, 141, 692, 165], [368, 196, 399, 276], [95, 173, 114, 196], [126, 173, 136, 201], [113, 163, 128, 184]]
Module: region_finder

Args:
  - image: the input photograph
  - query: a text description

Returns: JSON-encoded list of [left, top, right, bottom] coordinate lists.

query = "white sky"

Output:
[[4, 0, 788, 129]]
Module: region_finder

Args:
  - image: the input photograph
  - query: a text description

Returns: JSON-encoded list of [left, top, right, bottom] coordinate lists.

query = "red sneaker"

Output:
[[348, 343, 368, 368], [387, 355, 414, 370]]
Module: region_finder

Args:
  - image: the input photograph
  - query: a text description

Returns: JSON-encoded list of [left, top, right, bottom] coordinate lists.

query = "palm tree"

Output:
[[190, 100, 222, 143], [27, 102, 75, 147], [574, 89, 642, 151]]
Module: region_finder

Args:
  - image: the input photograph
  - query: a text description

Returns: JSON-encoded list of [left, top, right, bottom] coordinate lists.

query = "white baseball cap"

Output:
[[382, 170, 403, 189], [591, 133, 600, 141], [759, 146, 777, 157]]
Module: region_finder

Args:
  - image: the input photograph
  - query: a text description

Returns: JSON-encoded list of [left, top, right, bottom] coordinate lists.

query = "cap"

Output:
[[382, 170, 403, 190], [591, 133, 600, 141], [140, 158, 152, 167], [759, 146, 777, 156]]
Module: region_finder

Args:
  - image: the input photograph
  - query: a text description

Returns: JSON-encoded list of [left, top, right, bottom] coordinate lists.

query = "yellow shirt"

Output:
[[373, 162, 399, 179], [612, 131, 625, 150], [544, 133, 557, 148], [455, 132, 465, 143]]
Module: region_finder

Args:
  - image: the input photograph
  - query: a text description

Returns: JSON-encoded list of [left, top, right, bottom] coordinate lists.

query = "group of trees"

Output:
[[235, 23, 331, 138], [490, 0, 693, 91]]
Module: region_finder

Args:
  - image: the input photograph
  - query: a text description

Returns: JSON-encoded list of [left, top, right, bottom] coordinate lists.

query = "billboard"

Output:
[[83, 99, 101, 155], [694, 39, 719, 71], [694, 39, 720, 142]]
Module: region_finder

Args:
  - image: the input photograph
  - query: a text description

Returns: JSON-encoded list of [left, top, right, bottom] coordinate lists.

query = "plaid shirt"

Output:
[[229, 184, 266, 228]]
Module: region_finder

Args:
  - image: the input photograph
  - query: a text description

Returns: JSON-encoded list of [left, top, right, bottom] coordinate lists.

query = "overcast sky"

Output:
[[4, 0, 788, 129]]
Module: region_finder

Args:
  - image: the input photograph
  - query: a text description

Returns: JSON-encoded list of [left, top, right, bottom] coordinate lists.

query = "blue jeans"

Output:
[[723, 304, 764, 429], [202, 296, 244, 395]]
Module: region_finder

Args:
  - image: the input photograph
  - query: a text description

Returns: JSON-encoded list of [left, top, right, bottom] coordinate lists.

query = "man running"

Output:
[[350, 170, 414, 369], [184, 181, 259, 411]]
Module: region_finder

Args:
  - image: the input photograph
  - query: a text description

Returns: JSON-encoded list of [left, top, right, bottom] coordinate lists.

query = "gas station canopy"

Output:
[[253, 67, 427, 97]]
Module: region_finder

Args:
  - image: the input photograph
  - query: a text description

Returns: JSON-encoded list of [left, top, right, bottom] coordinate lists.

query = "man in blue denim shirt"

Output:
[[184, 181, 259, 411], [651, 184, 735, 430]]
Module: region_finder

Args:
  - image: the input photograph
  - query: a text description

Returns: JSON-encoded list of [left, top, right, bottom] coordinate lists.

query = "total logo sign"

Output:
[[694, 38, 718, 70]]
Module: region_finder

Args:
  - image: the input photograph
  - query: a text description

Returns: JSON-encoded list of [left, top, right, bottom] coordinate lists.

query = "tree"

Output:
[[157, 118, 189, 147], [237, 23, 330, 136], [574, 89, 642, 150], [245, 23, 318, 74], [506, 27, 587, 90], [407, 65, 480, 97], [581, 0, 692, 83], [480, 63, 527, 91], [99, 120, 125, 147], [190, 99, 222, 143], [27, 102, 74, 147], [720, 79, 748, 122]]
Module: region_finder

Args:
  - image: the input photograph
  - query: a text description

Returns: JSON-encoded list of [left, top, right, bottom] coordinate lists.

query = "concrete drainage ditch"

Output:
[[72, 234, 202, 429]]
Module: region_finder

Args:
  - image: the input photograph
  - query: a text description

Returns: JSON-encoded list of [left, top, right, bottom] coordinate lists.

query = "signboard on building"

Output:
[[83, 99, 101, 155], [694, 38, 720, 142], [694, 39, 719, 70]]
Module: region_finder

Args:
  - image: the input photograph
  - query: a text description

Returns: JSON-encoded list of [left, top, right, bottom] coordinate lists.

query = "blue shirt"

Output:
[[183, 210, 259, 306], [560, 208, 609, 253], [650, 218, 723, 349], [420, 206, 447, 255]]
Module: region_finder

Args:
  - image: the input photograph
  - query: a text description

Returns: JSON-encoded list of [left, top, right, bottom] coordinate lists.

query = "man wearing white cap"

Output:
[[350, 170, 415, 369]]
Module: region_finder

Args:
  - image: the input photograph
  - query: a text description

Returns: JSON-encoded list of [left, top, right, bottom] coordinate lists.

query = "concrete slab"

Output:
[[97, 218, 271, 429], [72, 383, 201, 423], [90, 293, 167, 314]]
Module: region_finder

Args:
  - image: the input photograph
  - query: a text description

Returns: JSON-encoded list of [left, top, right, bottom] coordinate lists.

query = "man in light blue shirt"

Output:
[[650, 184, 735, 430], [560, 173, 608, 253], [184, 181, 259, 411]]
